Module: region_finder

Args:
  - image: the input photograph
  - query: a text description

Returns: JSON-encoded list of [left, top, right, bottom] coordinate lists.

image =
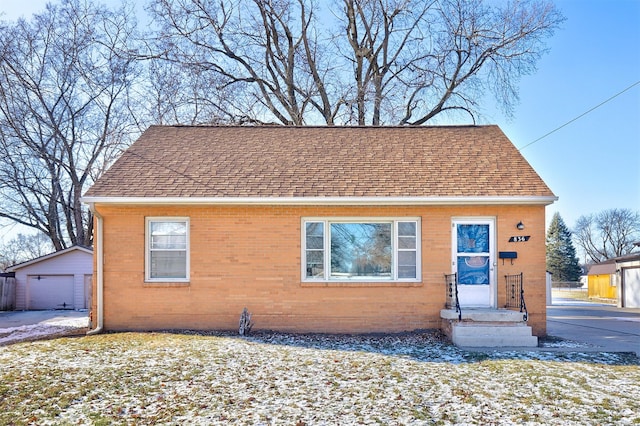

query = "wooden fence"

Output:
[[0, 273, 16, 310]]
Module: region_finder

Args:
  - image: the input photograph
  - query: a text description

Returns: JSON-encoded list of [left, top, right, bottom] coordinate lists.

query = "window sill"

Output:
[[143, 281, 191, 288], [301, 281, 423, 288]]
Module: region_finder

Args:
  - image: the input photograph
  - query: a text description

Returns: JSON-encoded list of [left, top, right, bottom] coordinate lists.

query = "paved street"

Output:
[[547, 300, 640, 355]]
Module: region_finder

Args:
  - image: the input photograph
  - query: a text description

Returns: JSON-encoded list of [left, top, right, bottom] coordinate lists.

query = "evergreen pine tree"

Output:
[[546, 212, 582, 283]]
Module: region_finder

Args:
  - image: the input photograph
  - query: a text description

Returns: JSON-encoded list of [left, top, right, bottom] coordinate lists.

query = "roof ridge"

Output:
[[148, 124, 498, 130]]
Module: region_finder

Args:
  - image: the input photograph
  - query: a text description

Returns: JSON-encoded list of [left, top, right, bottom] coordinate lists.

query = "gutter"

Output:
[[81, 195, 558, 206], [86, 204, 104, 335]]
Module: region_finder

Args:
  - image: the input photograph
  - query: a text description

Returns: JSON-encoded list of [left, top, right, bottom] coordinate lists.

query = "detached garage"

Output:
[[7, 246, 93, 310], [587, 261, 617, 301]]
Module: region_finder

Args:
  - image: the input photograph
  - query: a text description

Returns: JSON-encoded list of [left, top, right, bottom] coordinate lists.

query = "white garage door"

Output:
[[624, 268, 640, 308], [27, 275, 74, 310]]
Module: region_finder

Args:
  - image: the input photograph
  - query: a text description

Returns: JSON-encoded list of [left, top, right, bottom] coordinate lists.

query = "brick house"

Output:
[[82, 125, 556, 343]]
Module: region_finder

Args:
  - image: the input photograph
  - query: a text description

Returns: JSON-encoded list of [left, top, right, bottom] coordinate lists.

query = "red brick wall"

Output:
[[92, 204, 548, 336]]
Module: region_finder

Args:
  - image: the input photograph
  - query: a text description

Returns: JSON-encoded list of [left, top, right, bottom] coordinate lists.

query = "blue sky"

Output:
[[483, 0, 640, 229], [1, 0, 639, 236]]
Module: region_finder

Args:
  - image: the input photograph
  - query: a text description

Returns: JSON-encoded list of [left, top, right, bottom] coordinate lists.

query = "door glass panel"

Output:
[[457, 224, 489, 253], [457, 256, 490, 284]]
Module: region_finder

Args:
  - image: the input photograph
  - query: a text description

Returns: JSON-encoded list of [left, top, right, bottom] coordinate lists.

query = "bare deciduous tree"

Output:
[[340, 0, 435, 125], [574, 208, 640, 263], [0, 0, 140, 250], [0, 233, 54, 271], [148, 0, 564, 125], [148, 0, 336, 125], [0, 0, 565, 252]]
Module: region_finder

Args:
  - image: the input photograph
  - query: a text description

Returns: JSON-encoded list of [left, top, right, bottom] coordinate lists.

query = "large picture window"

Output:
[[146, 218, 189, 282], [303, 218, 420, 282]]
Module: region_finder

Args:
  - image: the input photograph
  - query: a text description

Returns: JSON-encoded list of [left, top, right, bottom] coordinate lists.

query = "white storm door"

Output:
[[453, 219, 495, 308]]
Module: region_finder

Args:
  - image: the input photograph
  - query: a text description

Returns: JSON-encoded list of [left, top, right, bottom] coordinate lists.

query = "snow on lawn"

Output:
[[0, 331, 638, 425]]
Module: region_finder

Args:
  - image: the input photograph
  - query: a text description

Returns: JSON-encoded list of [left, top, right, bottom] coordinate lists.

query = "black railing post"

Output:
[[445, 273, 461, 320], [519, 272, 528, 321], [505, 272, 528, 321]]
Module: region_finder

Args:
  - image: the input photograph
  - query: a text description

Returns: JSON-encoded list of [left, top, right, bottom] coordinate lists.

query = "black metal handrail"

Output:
[[505, 272, 528, 321], [444, 273, 461, 320]]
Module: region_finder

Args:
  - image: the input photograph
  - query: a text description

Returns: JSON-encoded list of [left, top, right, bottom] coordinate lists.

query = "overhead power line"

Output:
[[518, 79, 640, 151]]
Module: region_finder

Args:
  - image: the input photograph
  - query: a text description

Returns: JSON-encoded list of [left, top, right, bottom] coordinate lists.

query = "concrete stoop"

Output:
[[440, 308, 538, 348]]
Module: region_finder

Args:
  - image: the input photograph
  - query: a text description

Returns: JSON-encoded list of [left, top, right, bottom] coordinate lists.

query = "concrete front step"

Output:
[[451, 324, 538, 347], [453, 324, 532, 337], [453, 333, 538, 348], [441, 308, 538, 348], [440, 308, 527, 322]]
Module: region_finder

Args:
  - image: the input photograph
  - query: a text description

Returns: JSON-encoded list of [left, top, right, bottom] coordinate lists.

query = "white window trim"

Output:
[[145, 217, 190, 283], [301, 217, 421, 283]]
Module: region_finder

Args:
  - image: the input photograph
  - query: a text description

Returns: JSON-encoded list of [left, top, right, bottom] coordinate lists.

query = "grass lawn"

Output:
[[1, 331, 638, 425]]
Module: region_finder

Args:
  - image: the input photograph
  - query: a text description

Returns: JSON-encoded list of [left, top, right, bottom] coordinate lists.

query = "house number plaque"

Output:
[[509, 236, 530, 242]]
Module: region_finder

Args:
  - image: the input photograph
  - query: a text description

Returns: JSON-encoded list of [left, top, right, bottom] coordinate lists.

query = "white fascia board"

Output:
[[82, 195, 558, 206]]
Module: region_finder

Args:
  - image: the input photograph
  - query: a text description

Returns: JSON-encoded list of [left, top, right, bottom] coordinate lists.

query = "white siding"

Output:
[[623, 267, 640, 308]]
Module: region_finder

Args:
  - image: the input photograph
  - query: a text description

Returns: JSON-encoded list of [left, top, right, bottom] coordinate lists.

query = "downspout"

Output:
[[86, 204, 104, 335]]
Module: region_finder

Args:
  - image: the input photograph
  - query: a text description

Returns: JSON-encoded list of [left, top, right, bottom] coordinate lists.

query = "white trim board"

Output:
[[83, 195, 557, 206]]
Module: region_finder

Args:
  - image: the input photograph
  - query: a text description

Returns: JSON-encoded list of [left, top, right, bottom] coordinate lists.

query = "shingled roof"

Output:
[[83, 125, 555, 203]]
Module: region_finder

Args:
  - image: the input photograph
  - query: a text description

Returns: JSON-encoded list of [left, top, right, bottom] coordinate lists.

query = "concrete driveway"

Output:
[[547, 301, 640, 355], [0, 309, 88, 328], [0, 310, 89, 345]]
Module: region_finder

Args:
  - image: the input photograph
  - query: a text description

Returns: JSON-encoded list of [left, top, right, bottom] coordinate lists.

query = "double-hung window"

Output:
[[303, 218, 420, 282], [146, 217, 189, 282]]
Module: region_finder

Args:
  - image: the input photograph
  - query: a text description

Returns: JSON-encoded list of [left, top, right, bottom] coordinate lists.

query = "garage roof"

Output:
[[6, 246, 93, 272]]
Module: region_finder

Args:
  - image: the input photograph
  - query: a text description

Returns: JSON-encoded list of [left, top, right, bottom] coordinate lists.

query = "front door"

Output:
[[452, 219, 495, 308]]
